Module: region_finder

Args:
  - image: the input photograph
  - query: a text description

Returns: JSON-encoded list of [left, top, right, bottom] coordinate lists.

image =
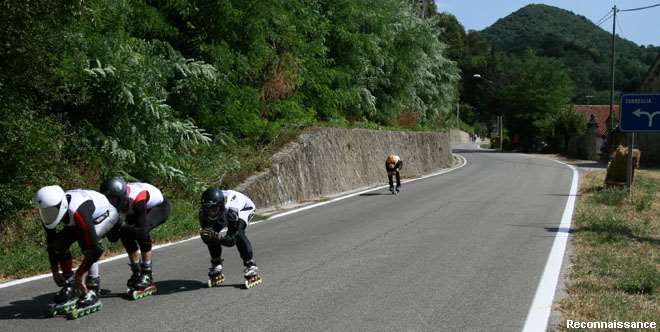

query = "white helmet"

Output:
[[33, 185, 68, 229]]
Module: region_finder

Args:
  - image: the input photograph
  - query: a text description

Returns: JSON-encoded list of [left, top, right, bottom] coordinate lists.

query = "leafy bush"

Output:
[[0, 103, 67, 219]]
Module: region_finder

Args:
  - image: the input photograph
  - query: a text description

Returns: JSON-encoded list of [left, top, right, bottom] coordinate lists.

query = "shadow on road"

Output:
[[0, 293, 53, 320], [215, 283, 246, 289], [544, 227, 574, 234], [358, 192, 390, 196], [153, 279, 208, 296], [99, 279, 210, 300]]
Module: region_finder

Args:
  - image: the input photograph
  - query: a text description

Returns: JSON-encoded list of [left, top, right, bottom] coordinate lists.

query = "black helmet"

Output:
[[100, 176, 127, 199], [201, 187, 224, 208]]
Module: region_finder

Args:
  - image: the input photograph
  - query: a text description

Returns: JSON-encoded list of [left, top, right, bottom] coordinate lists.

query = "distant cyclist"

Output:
[[385, 154, 403, 193]]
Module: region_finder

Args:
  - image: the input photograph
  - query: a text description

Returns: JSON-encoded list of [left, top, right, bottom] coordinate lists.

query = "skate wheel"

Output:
[[244, 275, 263, 289], [208, 274, 224, 288], [146, 286, 157, 296]]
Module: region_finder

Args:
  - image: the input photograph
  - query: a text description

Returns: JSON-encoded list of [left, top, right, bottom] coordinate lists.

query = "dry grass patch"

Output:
[[557, 170, 659, 330]]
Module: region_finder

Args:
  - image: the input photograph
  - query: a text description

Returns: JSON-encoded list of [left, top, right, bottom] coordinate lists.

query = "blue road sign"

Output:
[[620, 94, 660, 132]]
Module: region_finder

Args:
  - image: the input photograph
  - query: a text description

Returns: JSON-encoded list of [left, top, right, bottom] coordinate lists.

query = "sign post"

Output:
[[619, 94, 660, 193]]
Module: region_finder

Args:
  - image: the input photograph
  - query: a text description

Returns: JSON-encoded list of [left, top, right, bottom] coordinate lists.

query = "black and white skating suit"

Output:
[[199, 190, 256, 264], [45, 189, 119, 279], [119, 182, 170, 253]]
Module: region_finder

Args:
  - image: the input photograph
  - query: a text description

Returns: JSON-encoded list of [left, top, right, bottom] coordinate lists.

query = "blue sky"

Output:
[[436, 0, 660, 46]]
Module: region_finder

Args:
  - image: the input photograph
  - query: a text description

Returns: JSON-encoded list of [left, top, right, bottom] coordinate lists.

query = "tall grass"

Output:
[[557, 170, 659, 330]]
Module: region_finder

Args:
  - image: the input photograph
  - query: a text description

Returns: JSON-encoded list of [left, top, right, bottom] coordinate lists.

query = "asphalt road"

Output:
[[0, 144, 574, 331]]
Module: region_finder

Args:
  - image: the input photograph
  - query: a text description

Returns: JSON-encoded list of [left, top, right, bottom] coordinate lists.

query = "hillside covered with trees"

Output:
[[481, 4, 660, 104], [434, 4, 659, 151]]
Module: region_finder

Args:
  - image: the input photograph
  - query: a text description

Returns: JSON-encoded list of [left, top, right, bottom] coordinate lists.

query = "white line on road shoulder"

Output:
[[522, 159, 578, 332], [0, 154, 467, 289], [260, 154, 467, 222]]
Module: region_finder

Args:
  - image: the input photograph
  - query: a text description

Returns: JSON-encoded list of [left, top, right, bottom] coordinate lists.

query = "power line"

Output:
[[594, 8, 613, 26], [595, 12, 614, 28], [619, 2, 660, 12], [616, 13, 625, 38]]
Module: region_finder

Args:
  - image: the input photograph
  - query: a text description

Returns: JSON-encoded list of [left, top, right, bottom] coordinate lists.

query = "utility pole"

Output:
[[608, 6, 617, 131]]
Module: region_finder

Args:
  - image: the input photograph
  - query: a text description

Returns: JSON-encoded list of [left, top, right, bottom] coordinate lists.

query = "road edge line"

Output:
[[1, 154, 466, 289], [261, 154, 467, 222], [522, 159, 578, 332]]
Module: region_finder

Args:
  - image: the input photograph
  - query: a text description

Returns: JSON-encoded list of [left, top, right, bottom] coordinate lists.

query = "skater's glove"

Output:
[[200, 228, 218, 242], [200, 227, 228, 242]]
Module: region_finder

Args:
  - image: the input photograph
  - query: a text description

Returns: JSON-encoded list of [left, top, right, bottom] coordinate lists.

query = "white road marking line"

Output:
[[1, 155, 466, 289], [260, 155, 466, 222], [522, 159, 578, 332]]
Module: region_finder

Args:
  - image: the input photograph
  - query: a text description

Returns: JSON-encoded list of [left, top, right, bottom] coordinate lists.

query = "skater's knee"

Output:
[[120, 223, 137, 240], [50, 240, 70, 258], [138, 239, 152, 252], [121, 237, 139, 253], [83, 244, 103, 262], [137, 228, 150, 242]]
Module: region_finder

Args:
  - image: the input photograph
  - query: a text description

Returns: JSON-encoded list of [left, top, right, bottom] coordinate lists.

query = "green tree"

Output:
[[498, 52, 575, 150], [546, 106, 587, 153]]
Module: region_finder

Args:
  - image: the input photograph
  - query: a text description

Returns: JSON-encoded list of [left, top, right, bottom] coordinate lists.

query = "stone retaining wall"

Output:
[[236, 128, 454, 209]]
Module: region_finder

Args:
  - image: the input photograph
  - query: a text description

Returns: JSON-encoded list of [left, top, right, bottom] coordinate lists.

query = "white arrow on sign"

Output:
[[632, 109, 660, 127]]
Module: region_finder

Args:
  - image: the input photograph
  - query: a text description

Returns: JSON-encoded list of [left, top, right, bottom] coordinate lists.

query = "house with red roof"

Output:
[[567, 105, 620, 160], [568, 54, 660, 163], [573, 105, 620, 137]]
